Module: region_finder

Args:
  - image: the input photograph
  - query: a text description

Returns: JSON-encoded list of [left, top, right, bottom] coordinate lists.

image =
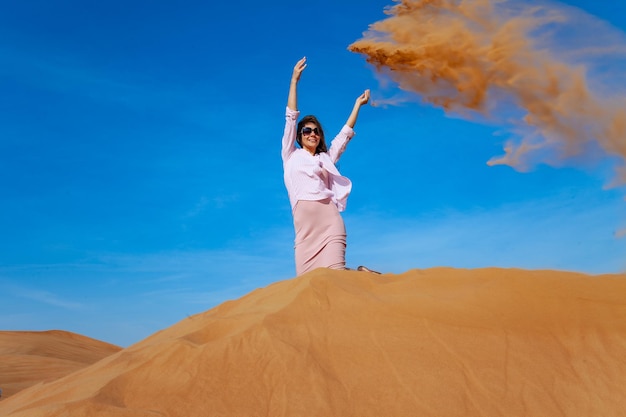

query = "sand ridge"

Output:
[[1, 267, 625, 416], [0, 330, 121, 399]]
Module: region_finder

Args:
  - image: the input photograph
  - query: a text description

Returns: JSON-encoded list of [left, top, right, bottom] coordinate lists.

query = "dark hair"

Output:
[[296, 115, 327, 154]]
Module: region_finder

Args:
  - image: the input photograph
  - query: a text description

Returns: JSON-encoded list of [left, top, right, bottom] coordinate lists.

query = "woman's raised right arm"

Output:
[[282, 57, 306, 162], [287, 57, 307, 111]]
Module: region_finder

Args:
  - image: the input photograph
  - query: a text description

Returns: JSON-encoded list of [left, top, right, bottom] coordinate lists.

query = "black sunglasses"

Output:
[[301, 127, 320, 136]]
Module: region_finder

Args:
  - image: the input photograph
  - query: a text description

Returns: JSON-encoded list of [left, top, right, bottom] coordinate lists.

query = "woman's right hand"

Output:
[[292, 57, 307, 83]]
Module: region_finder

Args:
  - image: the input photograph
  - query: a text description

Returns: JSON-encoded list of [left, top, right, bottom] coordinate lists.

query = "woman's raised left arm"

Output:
[[328, 89, 371, 163], [345, 89, 370, 129]]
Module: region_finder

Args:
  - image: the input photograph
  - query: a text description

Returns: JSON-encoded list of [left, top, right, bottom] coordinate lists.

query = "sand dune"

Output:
[[1, 267, 625, 416], [0, 330, 121, 399]]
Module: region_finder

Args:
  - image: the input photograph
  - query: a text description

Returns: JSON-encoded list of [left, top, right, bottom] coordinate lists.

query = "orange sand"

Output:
[[348, 0, 626, 180], [0, 330, 121, 399], [1, 268, 625, 416]]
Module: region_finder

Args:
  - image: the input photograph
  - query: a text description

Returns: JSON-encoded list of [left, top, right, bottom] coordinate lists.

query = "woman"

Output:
[[281, 56, 372, 276]]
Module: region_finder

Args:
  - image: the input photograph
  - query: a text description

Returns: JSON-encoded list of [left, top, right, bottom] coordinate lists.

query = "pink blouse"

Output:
[[281, 107, 354, 212]]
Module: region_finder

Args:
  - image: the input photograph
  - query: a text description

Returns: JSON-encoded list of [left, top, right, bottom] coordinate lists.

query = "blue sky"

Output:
[[1, 0, 625, 347]]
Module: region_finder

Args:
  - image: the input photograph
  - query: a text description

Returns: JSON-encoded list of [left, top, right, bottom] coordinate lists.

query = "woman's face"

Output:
[[301, 122, 320, 155]]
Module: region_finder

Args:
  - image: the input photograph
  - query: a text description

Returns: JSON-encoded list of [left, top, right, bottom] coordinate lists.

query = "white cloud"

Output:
[[2, 282, 84, 310], [345, 191, 626, 274]]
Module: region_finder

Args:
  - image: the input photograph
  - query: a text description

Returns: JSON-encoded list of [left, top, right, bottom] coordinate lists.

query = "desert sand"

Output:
[[0, 330, 121, 399], [1, 267, 625, 416]]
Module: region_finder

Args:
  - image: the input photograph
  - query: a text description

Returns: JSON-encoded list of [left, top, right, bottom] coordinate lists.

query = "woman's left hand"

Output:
[[355, 89, 370, 106], [346, 89, 371, 128]]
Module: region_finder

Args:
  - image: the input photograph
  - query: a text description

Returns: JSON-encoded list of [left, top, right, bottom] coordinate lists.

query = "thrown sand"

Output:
[[0, 330, 121, 399], [1, 268, 625, 416]]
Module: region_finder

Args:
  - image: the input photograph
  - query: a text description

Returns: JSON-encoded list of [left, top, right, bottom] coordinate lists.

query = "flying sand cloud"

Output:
[[349, 0, 626, 184]]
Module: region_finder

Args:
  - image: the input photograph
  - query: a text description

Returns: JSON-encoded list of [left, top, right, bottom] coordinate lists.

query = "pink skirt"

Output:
[[293, 198, 347, 275]]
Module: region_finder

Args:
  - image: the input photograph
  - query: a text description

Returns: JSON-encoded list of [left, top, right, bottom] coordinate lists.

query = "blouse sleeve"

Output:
[[327, 125, 355, 164], [281, 106, 300, 164]]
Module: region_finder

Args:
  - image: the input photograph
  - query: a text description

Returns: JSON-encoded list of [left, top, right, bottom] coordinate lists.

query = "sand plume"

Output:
[[349, 0, 626, 180], [1, 268, 625, 416]]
